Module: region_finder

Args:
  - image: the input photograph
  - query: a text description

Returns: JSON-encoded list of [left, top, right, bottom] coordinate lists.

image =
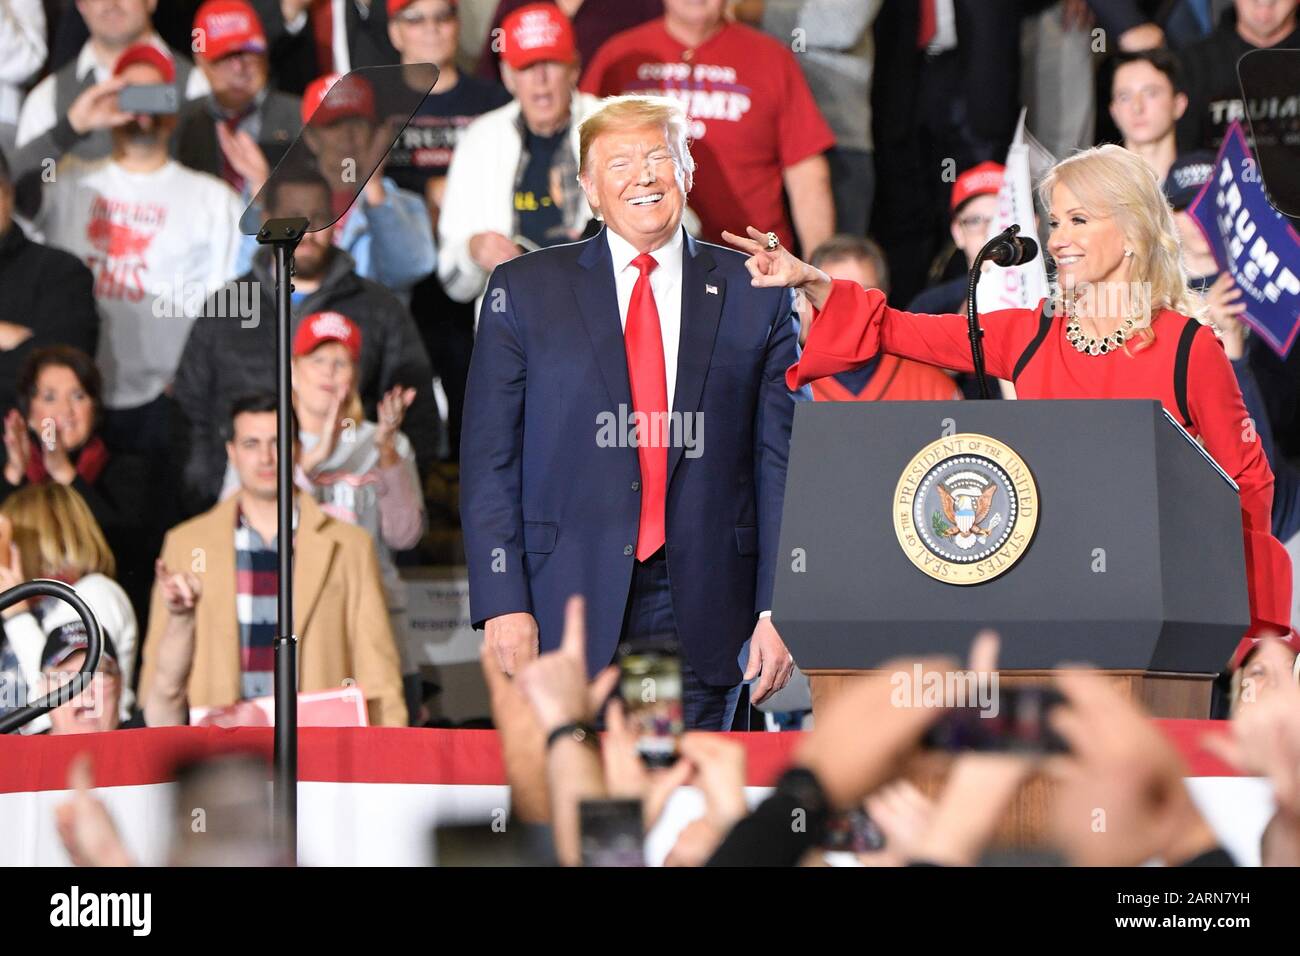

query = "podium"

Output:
[[773, 399, 1249, 845]]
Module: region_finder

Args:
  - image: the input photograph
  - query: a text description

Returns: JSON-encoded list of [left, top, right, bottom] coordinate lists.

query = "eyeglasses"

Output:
[[957, 214, 993, 232], [397, 8, 457, 28], [213, 50, 263, 71]]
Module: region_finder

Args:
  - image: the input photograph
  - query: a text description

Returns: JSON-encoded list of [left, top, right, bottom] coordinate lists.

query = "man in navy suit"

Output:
[[461, 95, 801, 730]]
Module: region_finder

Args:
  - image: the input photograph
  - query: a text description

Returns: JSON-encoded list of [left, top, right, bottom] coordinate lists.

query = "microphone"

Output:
[[984, 225, 1039, 267], [964, 223, 1038, 400]]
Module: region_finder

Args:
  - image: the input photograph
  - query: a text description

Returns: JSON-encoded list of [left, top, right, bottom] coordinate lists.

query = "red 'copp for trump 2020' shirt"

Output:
[[581, 19, 835, 249]]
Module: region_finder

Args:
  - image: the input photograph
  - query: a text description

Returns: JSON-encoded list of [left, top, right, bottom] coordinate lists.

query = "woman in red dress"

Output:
[[724, 144, 1292, 662]]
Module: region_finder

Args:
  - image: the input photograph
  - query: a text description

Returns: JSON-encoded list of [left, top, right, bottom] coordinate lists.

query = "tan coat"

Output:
[[139, 494, 407, 727]]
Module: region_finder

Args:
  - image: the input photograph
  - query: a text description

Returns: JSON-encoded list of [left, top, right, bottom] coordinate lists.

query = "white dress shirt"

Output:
[[282, 0, 358, 74], [607, 225, 683, 409], [606, 225, 772, 621]]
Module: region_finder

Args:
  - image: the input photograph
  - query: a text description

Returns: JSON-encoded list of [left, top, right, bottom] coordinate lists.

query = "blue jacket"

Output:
[[460, 228, 802, 684]]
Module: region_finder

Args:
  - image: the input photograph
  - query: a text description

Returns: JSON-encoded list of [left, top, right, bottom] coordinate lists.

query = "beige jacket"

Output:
[[139, 494, 407, 727]]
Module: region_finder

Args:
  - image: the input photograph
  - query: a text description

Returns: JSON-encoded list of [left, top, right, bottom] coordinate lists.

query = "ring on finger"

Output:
[[764, 231, 780, 252]]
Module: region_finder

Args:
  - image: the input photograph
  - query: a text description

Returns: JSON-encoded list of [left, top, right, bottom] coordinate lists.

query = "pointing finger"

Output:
[[560, 594, 587, 661]]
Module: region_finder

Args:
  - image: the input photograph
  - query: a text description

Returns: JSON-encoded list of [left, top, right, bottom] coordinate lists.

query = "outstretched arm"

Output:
[[722, 226, 1033, 389]]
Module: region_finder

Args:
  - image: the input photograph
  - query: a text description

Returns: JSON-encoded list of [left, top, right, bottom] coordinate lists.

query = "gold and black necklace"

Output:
[[1065, 313, 1138, 356]]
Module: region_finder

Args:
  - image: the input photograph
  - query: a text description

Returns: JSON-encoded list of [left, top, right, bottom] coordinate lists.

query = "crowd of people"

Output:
[[0, 0, 1297, 867]]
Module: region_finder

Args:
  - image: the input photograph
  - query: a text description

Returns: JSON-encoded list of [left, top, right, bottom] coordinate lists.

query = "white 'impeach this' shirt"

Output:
[[36, 158, 244, 409]]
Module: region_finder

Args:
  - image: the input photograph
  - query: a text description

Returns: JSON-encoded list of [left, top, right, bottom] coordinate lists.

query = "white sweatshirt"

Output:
[[35, 158, 244, 409]]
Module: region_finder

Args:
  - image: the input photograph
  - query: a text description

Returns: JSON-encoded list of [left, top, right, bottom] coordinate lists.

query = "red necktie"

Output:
[[312, 0, 335, 74], [917, 0, 937, 49], [625, 253, 668, 560], [218, 109, 255, 192]]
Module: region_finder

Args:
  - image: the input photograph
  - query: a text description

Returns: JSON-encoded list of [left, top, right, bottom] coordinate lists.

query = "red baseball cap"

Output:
[[113, 44, 176, 84], [301, 72, 377, 126], [293, 311, 362, 362], [500, 3, 576, 71], [1230, 629, 1300, 672], [950, 161, 1004, 216], [193, 0, 267, 63], [389, 0, 457, 15]]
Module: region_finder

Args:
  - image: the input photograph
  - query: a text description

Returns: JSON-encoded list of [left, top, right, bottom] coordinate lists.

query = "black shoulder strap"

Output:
[[1011, 306, 1054, 382], [1173, 317, 1200, 428]]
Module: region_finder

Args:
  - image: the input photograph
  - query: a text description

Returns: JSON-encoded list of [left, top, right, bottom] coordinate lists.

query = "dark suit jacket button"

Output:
[[631, 481, 640, 491], [624, 545, 634, 556]]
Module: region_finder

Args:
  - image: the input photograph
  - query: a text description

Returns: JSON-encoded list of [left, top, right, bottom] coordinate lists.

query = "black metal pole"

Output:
[[257, 217, 308, 861], [0, 580, 102, 734], [965, 248, 992, 400]]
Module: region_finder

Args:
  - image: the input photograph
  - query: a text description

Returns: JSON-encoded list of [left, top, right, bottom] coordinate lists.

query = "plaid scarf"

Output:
[[233, 510, 282, 700]]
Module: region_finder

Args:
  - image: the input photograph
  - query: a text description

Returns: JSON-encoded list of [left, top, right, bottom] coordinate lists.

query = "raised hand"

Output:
[[720, 225, 833, 309], [0, 539, 30, 618], [515, 596, 618, 731], [298, 391, 345, 475], [1047, 670, 1217, 865], [67, 78, 132, 136], [2, 409, 30, 486], [795, 656, 955, 810], [155, 559, 202, 616], [55, 755, 134, 867], [601, 697, 696, 831], [216, 123, 271, 197], [374, 385, 416, 454], [36, 418, 75, 484]]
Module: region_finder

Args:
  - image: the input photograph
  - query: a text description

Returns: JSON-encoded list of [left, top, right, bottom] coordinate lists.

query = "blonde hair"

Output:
[[290, 353, 364, 432], [1038, 144, 1203, 330], [578, 95, 695, 186], [0, 483, 115, 581]]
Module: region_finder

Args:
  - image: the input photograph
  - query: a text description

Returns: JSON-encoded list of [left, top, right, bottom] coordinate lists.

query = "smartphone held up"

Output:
[[618, 639, 685, 767]]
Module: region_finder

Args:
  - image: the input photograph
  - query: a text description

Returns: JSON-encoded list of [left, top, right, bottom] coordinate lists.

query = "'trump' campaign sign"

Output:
[[1188, 121, 1300, 357]]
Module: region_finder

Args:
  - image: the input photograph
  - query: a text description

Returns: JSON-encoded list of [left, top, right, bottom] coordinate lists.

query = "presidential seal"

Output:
[[892, 433, 1039, 584]]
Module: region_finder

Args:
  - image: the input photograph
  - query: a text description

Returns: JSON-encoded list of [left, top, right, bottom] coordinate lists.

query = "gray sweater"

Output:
[[760, 0, 883, 153]]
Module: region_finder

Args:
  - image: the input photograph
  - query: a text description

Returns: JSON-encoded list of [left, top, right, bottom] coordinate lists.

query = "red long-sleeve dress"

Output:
[[786, 281, 1293, 652]]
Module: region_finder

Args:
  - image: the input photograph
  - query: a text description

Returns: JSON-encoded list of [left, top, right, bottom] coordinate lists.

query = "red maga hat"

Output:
[[293, 311, 362, 363], [389, 0, 457, 15], [113, 44, 176, 84], [193, 0, 267, 63], [301, 72, 377, 126], [500, 3, 576, 71], [950, 161, 1004, 216]]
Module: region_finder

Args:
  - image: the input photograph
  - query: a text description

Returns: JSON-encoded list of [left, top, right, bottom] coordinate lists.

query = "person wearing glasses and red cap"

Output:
[[903, 160, 1004, 400], [175, 0, 303, 196], [384, 0, 510, 216], [438, 2, 601, 306], [906, 161, 1004, 318]]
